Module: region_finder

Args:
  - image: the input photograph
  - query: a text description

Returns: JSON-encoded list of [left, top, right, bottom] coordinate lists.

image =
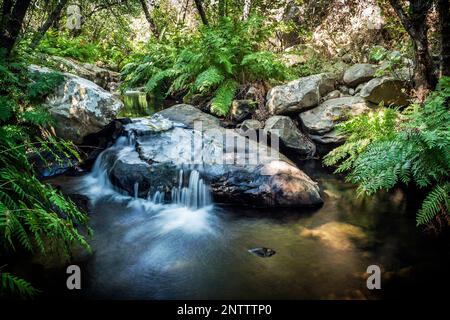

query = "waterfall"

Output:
[[169, 169, 211, 210], [128, 131, 136, 146], [81, 125, 212, 210], [81, 135, 135, 202], [151, 191, 165, 204], [134, 182, 139, 199]]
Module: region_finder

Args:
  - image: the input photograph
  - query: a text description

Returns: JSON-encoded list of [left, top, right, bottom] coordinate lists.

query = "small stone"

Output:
[[324, 90, 341, 100], [230, 100, 255, 122], [248, 247, 276, 258]]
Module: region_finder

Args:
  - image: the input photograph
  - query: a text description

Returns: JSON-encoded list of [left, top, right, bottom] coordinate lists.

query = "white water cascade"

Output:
[[78, 125, 216, 236], [82, 127, 212, 211], [169, 169, 212, 210]]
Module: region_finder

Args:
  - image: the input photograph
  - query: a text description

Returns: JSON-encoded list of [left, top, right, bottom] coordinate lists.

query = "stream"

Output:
[[28, 99, 450, 300], [40, 157, 450, 300]]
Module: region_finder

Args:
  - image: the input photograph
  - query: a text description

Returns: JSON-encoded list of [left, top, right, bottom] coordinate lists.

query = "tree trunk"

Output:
[[139, 0, 159, 38], [241, 0, 252, 20], [1, 0, 14, 30], [410, 20, 436, 99], [30, 0, 68, 49], [193, 0, 208, 26], [0, 0, 32, 57], [218, 0, 226, 17], [437, 0, 450, 77], [389, 0, 436, 98]]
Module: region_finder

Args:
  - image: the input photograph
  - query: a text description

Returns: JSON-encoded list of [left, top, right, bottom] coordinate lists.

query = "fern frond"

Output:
[[210, 80, 238, 117], [0, 272, 40, 299], [416, 182, 450, 225]]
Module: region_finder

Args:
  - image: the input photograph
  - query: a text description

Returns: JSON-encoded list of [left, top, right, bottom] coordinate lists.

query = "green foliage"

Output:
[[417, 182, 450, 225], [369, 45, 411, 80], [122, 16, 291, 116], [121, 41, 178, 94], [324, 107, 398, 173], [0, 57, 91, 298], [0, 272, 40, 299], [36, 29, 103, 63], [33, 27, 133, 69], [27, 71, 65, 103], [210, 79, 239, 116], [324, 77, 450, 226]]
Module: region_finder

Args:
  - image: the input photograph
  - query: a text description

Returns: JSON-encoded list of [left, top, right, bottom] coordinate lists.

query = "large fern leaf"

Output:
[[416, 182, 450, 225], [210, 80, 238, 117]]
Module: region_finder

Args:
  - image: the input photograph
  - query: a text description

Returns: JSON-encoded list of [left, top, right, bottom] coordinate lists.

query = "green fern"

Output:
[[194, 66, 225, 93], [210, 79, 238, 116], [417, 183, 450, 225], [0, 97, 15, 122], [324, 77, 450, 226], [0, 57, 91, 299], [0, 272, 40, 299], [121, 15, 290, 116]]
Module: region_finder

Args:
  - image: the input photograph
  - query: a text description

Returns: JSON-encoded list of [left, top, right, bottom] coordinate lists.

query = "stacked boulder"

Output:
[[254, 63, 411, 155]]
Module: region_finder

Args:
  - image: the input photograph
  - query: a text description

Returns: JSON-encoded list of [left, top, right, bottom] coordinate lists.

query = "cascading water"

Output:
[[77, 117, 217, 239], [169, 169, 211, 210], [81, 135, 135, 203], [81, 123, 213, 212]]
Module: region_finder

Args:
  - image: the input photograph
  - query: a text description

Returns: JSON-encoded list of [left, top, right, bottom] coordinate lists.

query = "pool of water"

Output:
[[37, 161, 450, 300]]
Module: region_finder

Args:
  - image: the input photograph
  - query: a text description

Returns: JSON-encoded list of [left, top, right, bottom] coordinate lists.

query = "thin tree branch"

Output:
[[139, 0, 159, 38], [30, 0, 68, 49]]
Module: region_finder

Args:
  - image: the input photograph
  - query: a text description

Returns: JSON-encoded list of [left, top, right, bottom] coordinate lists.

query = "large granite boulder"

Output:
[[359, 77, 410, 106], [106, 104, 323, 207], [299, 97, 371, 144], [266, 74, 335, 115], [29, 65, 123, 144], [263, 116, 315, 157], [343, 64, 377, 87], [40, 55, 120, 90]]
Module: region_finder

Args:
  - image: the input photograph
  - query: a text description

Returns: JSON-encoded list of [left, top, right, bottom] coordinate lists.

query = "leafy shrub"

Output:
[[369, 45, 412, 81], [324, 77, 450, 226], [36, 29, 103, 63], [121, 41, 178, 93], [122, 16, 291, 116], [0, 57, 91, 298]]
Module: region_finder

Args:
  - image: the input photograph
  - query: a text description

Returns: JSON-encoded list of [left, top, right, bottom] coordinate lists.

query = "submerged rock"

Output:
[[29, 65, 123, 144], [107, 104, 323, 207], [299, 222, 368, 251], [266, 73, 335, 115], [248, 247, 276, 258]]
